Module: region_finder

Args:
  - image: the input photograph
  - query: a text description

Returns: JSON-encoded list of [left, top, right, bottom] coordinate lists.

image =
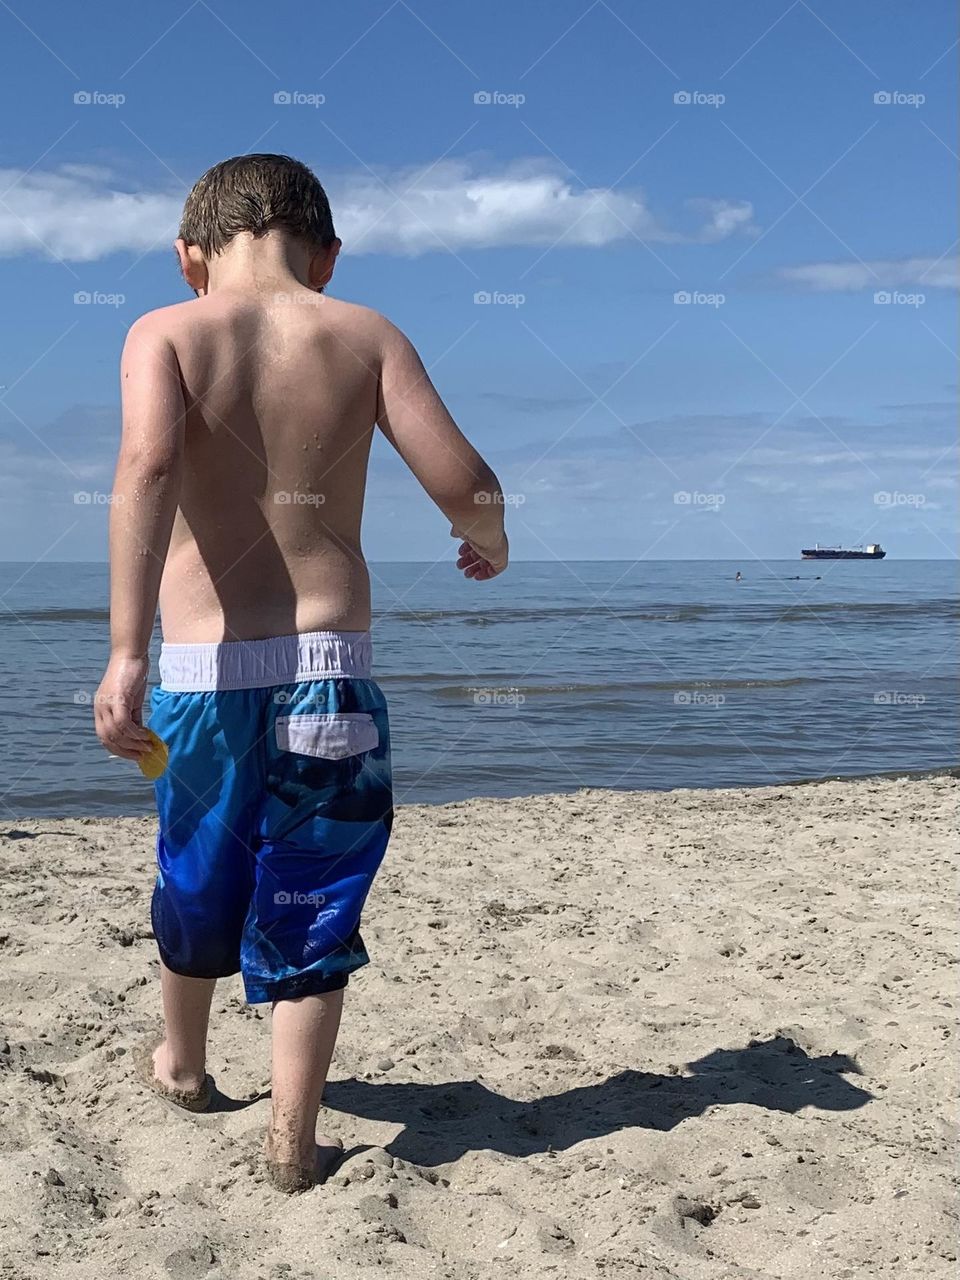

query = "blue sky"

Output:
[[0, 0, 955, 562]]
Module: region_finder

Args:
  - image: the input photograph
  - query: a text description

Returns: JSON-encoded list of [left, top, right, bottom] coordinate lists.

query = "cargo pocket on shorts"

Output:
[[275, 713, 380, 760]]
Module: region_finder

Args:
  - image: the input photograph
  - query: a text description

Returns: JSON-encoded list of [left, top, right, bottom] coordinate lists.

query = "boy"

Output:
[[94, 154, 508, 1193]]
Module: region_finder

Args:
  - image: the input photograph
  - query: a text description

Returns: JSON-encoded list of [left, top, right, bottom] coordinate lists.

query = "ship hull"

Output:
[[801, 549, 886, 560]]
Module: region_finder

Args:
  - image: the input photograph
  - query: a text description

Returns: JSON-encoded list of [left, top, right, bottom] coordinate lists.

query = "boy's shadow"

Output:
[[323, 1035, 872, 1166]]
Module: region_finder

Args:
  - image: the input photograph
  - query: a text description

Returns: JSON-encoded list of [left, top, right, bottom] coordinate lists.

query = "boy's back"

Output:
[[145, 291, 384, 641]]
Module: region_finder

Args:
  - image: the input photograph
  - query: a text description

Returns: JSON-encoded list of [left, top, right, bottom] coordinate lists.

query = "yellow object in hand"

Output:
[[137, 728, 169, 780]]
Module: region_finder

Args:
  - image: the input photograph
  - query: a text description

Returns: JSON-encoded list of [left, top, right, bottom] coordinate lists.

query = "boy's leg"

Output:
[[146, 682, 265, 1106], [267, 993, 345, 1182], [248, 663, 393, 1188], [152, 959, 217, 1091], [265, 989, 344, 1185]]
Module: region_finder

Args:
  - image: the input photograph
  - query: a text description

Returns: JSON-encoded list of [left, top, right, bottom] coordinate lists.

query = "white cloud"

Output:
[[340, 162, 757, 253], [0, 159, 757, 262], [0, 168, 180, 262], [684, 197, 758, 243], [776, 255, 959, 291]]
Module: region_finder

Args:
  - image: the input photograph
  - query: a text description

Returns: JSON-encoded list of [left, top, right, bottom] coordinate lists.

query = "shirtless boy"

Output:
[[94, 154, 508, 1192]]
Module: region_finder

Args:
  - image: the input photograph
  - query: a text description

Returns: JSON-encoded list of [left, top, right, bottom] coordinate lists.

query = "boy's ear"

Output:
[[174, 238, 208, 296], [308, 239, 341, 291]]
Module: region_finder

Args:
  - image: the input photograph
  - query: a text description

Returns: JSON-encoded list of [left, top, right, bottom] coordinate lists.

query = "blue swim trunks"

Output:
[[148, 631, 392, 1004]]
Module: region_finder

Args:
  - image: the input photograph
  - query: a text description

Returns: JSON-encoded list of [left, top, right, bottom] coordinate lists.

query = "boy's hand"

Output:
[[454, 533, 508, 581], [94, 655, 153, 759]]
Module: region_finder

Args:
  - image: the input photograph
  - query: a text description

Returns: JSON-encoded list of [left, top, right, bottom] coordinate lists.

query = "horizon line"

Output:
[[1, 556, 957, 566]]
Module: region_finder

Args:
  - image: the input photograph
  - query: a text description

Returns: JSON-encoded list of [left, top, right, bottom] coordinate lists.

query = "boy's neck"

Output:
[[205, 232, 313, 294]]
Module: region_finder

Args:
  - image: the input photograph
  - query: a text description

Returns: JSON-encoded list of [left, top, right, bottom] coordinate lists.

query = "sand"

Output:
[[0, 774, 956, 1279]]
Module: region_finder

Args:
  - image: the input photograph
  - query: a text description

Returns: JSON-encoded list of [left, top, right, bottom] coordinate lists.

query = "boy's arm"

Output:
[[95, 317, 186, 759], [376, 321, 508, 579]]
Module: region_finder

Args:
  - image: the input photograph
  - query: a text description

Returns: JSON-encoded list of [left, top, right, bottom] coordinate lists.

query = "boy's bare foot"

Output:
[[134, 1035, 213, 1112], [263, 1129, 344, 1193]]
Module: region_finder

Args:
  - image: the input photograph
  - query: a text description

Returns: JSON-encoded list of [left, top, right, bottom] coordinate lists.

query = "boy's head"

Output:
[[176, 154, 340, 294]]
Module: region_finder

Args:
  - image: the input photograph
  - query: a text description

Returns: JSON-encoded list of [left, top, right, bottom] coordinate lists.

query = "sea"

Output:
[[0, 559, 956, 817]]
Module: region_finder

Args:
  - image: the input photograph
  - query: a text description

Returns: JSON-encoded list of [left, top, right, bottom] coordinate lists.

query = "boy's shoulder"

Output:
[[315, 296, 396, 341], [125, 295, 399, 348], [122, 298, 208, 349]]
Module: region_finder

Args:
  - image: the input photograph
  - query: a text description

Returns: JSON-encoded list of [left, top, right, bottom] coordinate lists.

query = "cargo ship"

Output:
[[801, 543, 886, 560]]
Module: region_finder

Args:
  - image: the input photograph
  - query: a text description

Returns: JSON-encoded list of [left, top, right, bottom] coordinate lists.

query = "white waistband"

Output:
[[158, 630, 372, 692]]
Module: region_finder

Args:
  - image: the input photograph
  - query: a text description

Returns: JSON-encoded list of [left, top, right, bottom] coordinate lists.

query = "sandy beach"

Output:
[[0, 773, 956, 1279]]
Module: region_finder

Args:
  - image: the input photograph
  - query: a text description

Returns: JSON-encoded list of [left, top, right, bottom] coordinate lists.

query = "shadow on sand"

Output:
[[322, 1035, 872, 1166]]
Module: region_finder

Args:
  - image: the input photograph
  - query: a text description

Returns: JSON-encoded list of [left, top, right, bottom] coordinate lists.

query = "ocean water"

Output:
[[0, 559, 956, 817]]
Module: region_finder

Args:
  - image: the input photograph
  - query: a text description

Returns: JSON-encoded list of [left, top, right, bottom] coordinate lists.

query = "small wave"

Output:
[[374, 599, 959, 627], [773, 599, 959, 623], [375, 605, 711, 625], [0, 608, 110, 625], [426, 676, 822, 699], [5, 599, 955, 631]]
